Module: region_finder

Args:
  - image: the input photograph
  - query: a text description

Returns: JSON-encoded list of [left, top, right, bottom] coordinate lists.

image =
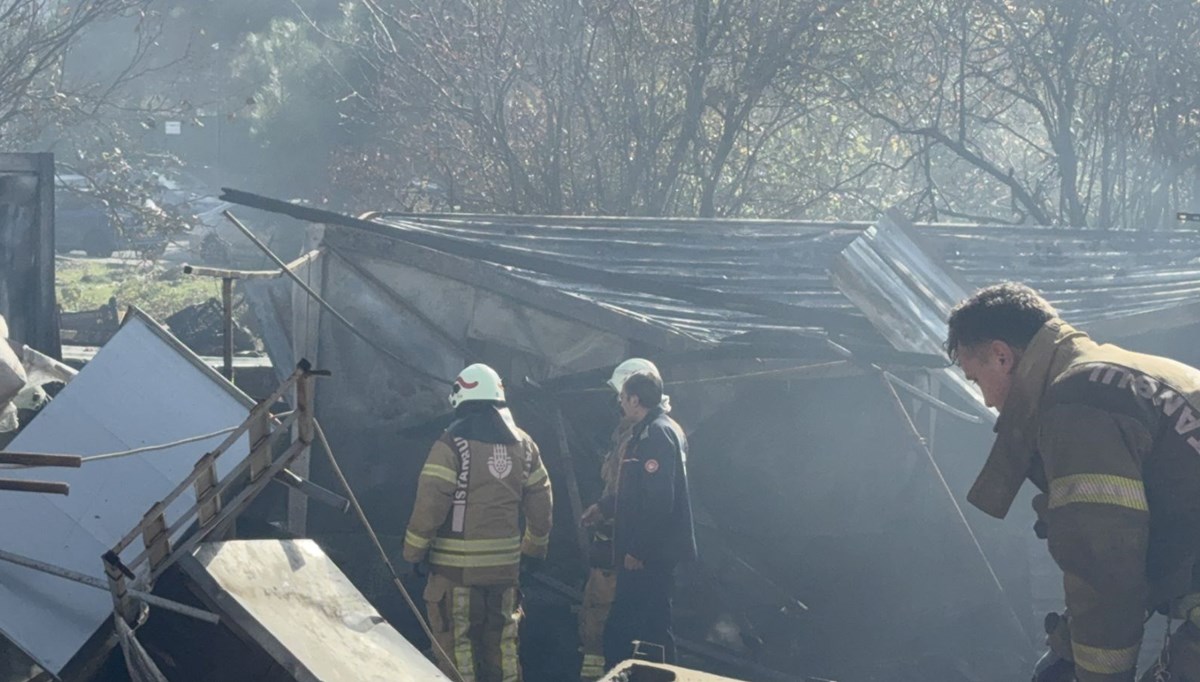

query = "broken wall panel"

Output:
[[181, 539, 447, 681], [305, 246, 630, 529], [303, 242, 634, 433], [0, 310, 253, 676]]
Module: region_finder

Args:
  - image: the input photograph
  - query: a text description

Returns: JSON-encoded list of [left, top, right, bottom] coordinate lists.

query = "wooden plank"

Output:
[[147, 438, 309, 585], [248, 412, 272, 482], [288, 372, 314, 536], [103, 556, 137, 626], [124, 412, 300, 572], [553, 408, 590, 570], [0, 479, 68, 495], [193, 453, 221, 527], [0, 452, 81, 468], [140, 506, 170, 572]]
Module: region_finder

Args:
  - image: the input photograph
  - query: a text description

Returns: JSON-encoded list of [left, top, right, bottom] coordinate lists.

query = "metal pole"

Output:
[[0, 548, 219, 624], [221, 210, 449, 384], [221, 277, 233, 381]]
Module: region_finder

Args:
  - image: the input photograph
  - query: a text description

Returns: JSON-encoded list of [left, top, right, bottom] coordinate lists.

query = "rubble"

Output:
[[58, 297, 120, 347], [165, 298, 256, 357]]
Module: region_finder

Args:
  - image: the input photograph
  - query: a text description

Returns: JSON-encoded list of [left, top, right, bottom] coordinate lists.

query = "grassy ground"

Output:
[[56, 258, 223, 322]]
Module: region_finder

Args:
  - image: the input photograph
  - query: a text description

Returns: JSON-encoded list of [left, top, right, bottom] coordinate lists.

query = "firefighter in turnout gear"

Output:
[[584, 370, 696, 670], [948, 283, 1200, 682], [403, 363, 553, 682], [577, 359, 667, 680]]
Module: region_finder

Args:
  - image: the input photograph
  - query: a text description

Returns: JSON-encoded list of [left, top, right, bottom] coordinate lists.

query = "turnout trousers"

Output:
[[602, 566, 676, 669], [425, 573, 522, 682], [578, 568, 617, 680]]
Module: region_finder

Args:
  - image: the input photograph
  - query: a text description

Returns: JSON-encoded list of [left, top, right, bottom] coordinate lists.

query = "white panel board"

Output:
[[0, 311, 253, 675], [184, 540, 448, 682]]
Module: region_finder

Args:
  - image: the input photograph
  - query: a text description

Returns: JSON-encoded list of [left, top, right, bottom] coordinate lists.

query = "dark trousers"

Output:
[[602, 565, 676, 669]]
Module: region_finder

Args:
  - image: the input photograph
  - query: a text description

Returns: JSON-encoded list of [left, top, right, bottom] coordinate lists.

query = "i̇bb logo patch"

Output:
[[644, 459, 659, 473]]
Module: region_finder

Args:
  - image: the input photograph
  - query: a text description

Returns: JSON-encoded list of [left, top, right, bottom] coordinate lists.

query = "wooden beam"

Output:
[[0, 479, 68, 495], [553, 408, 590, 571], [0, 452, 81, 468]]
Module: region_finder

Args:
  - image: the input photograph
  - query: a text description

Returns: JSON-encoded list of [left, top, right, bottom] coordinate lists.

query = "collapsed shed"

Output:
[[0, 308, 447, 682], [223, 189, 1200, 681]]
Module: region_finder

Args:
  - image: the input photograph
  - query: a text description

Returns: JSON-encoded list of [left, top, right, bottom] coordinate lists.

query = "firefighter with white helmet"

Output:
[[404, 363, 553, 682], [606, 358, 671, 412], [577, 358, 671, 679]]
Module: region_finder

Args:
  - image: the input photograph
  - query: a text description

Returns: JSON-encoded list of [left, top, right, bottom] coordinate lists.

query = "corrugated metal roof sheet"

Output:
[[374, 213, 1200, 341]]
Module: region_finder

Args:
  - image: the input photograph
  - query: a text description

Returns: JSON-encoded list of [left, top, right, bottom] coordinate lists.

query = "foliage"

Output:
[[2, 0, 199, 246], [10, 0, 1200, 241], [830, 0, 1200, 227], [56, 259, 221, 320]]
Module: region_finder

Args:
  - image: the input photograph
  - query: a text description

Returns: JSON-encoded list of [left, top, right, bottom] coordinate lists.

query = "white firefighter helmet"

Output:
[[449, 363, 506, 408], [607, 358, 661, 392]]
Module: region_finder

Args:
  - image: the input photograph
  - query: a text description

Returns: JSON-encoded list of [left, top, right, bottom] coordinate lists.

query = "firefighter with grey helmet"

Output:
[[403, 363, 553, 682]]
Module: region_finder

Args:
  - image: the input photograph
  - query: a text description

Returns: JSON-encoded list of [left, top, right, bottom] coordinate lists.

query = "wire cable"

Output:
[[313, 420, 466, 682], [0, 412, 294, 468]]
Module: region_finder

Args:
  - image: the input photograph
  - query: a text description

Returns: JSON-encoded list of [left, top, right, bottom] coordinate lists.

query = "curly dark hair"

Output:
[[945, 282, 1057, 360]]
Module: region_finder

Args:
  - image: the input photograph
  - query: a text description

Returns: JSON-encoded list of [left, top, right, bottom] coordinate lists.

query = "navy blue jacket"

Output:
[[599, 408, 697, 569]]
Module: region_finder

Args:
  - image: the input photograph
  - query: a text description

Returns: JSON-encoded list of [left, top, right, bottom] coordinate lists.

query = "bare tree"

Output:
[[292, 0, 848, 217], [832, 0, 1200, 228], [0, 0, 157, 134]]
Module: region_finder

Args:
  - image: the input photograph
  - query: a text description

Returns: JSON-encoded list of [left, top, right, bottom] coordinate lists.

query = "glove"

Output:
[[1032, 650, 1075, 682], [401, 559, 429, 578], [1033, 493, 1050, 540]]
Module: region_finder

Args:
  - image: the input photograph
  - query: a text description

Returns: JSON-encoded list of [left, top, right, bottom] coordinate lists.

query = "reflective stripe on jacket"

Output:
[[970, 320, 1200, 681], [403, 428, 553, 585]]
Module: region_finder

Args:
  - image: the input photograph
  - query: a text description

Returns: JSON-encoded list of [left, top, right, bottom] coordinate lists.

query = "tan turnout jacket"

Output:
[[969, 320, 1200, 681], [404, 428, 553, 585]]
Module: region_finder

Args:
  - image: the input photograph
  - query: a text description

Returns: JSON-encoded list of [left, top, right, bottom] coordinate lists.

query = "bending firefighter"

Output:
[[948, 283, 1200, 682], [403, 363, 554, 682], [578, 359, 669, 680]]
